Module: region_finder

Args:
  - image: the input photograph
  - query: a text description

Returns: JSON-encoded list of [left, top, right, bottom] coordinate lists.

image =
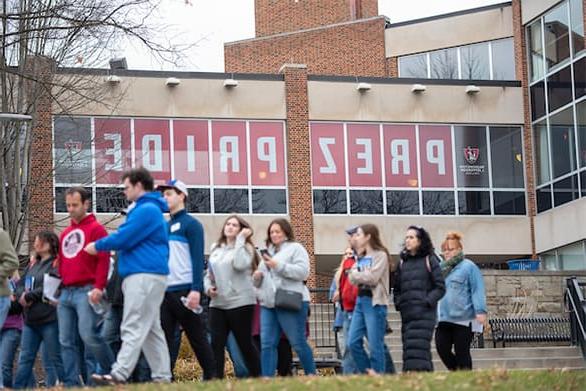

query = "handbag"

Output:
[[274, 287, 303, 311]]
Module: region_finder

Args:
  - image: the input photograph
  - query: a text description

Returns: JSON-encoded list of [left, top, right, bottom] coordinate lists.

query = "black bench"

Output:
[[489, 317, 571, 348]]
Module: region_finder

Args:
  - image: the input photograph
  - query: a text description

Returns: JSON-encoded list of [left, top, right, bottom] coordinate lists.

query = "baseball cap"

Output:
[[345, 225, 359, 235], [157, 179, 189, 197]]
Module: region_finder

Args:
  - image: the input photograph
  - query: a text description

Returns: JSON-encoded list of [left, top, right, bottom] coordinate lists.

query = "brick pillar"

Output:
[[387, 56, 398, 77], [280, 63, 317, 289], [512, 0, 537, 258], [27, 56, 55, 245]]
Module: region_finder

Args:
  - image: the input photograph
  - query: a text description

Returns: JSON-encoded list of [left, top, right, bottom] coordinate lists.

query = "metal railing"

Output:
[[565, 277, 586, 359]]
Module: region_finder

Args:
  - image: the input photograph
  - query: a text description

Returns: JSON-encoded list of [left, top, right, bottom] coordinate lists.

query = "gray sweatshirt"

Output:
[[256, 241, 311, 305], [204, 235, 256, 310]]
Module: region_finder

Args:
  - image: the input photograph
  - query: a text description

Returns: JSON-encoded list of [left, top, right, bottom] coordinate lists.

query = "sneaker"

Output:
[[91, 373, 126, 386]]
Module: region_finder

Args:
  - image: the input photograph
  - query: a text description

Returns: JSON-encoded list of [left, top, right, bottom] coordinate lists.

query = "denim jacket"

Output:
[[438, 259, 487, 323]]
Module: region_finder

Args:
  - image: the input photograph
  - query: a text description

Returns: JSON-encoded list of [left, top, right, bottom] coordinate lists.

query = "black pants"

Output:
[[435, 321, 473, 370], [160, 290, 217, 380], [209, 305, 260, 378], [252, 335, 293, 376]]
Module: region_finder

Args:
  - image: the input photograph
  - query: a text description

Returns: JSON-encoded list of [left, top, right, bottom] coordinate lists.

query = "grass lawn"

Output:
[[97, 369, 585, 390]]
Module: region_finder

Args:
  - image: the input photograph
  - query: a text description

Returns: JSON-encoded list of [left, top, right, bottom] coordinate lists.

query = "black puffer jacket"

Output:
[[393, 251, 445, 372], [15, 256, 59, 326]]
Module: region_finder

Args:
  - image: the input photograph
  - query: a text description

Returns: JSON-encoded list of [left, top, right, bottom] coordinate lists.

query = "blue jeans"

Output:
[[0, 297, 10, 388], [226, 332, 249, 378], [1, 328, 22, 388], [260, 303, 315, 377], [348, 296, 387, 373], [341, 311, 358, 374], [101, 306, 150, 382], [14, 321, 63, 389], [58, 286, 115, 386]]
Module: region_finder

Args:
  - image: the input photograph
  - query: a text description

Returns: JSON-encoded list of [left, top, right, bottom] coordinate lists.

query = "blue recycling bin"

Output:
[[506, 259, 541, 271]]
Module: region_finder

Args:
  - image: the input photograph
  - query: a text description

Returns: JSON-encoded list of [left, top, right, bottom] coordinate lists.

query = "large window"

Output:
[[398, 38, 515, 80], [311, 123, 525, 216], [53, 117, 288, 215], [528, 0, 586, 213], [542, 240, 586, 270]]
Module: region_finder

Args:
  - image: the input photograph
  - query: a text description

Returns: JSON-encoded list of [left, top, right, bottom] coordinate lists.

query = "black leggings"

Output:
[[209, 305, 260, 378], [435, 321, 473, 370], [252, 335, 292, 376], [160, 290, 217, 380]]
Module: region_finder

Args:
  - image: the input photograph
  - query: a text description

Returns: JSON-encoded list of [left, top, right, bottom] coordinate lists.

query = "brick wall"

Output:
[[254, 0, 378, 37], [386, 56, 398, 77], [281, 64, 317, 290], [28, 56, 55, 245], [226, 17, 387, 77], [512, 0, 537, 258]]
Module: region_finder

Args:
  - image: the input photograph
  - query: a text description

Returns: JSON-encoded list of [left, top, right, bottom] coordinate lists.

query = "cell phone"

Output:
[[260, 249, 270, 258]]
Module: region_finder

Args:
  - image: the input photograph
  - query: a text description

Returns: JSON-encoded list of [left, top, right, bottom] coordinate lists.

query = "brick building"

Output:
[[39, 0, 586, 285]]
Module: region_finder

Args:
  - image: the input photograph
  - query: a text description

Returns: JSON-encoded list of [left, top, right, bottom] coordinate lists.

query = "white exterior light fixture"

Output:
[[105, 75, 121, 84], [166, 77, 181, 87], [465, 85, 481, 94], [356, 82, 372, 92], [223, 78, 238, 87], [411, 84, 427, 93]]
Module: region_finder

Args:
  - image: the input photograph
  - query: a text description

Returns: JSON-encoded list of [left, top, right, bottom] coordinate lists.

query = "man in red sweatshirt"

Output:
[[58, 187, 114, 387]]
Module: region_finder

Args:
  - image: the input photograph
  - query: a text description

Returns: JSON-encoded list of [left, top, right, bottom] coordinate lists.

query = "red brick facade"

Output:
[[254, 0, 378, 37], [27, 56, 55, 245], [226, 17, 387, 77], [281, 64, 317, 289], [512, 0, 537, 258], [386, 56, 398, 77]]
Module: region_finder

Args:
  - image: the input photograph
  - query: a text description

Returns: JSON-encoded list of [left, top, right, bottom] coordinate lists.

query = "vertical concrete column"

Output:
[[280, 63, 317, 289], [512, 0, 537, 258]]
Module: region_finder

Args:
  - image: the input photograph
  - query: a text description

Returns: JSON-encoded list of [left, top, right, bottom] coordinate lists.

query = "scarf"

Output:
[[440, 251, 465, 278]]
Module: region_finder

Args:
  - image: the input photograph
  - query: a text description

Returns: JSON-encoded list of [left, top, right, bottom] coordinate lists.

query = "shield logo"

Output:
[[464, 146, 479, 164]]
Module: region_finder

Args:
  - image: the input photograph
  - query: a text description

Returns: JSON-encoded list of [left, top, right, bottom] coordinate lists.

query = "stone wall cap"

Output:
[[482, 270, 586, 277], [279, 64, 308, 73]]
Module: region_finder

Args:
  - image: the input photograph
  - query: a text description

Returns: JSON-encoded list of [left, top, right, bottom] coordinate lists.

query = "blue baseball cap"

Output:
[[157, 179, 188, 197]]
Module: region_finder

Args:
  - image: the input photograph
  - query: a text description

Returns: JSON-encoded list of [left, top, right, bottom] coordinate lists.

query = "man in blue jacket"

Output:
[[85, 167, 171, 384]]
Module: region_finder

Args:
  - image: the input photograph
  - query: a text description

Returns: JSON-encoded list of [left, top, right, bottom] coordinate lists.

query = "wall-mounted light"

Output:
[[223, 78, 238, 88], [356, 82, 372, 92], [411, 84, 426, 93], [105, 75, 121, 84], [465, 85, 480, 94], [166, 77, 181, 87]]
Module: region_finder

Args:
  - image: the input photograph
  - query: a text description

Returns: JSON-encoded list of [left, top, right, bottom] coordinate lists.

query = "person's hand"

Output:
[[18, 293, 29, 307], [88, 288, 103, 305], [207, 287, 218, 299], [253, 270, 264, 282], [84, 242, 97, 255], [263, 255, 278, 269], [239, 228, 253, 239], [186, 290, 201, 309], [476, 313, 487, 325]]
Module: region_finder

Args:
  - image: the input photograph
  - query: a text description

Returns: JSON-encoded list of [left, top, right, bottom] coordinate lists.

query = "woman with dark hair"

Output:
[[394, 226, 445, 372], [346, 224, 393, 375], [253, 218, 316, 377], [13, 231, 64, 388], [204, 215, 260, 378]]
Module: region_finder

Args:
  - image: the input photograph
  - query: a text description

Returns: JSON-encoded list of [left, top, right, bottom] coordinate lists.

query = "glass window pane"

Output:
[[53, 117, 93, 184], [553, 174, 579, 206], [430, 47, 459, 79], [460, 42, 489, 79], [422, 191, 455, 215], [186, 188, 211, 214], [252, 189, 286, 214], [491, 38, 516, 80], [575, 57, 586, 100], [536, 185, 552, 213], [558, 241, 586, 270], [493, 191, 526, 215], [454, 126, 489, 187], [528, 20, 545, 81], [313, 190, 347, 214], [399, 53, 428, 78], [544, 3, 571, 70], [350, 190, 383, 215], [570, 0, 585, 56], [214, 189, 249, 214], [541, 251, 558, 270], [533, 120, 551, 185], [490, 127, 525, 188], [550, 107, 577, 178], [458, 191, 491, 215], [577, 99, 586, 168], [386, 191, 419, 215], [55, 187, 92, 213], [96, 187, 127, 213], [530, 81, 546, 120], [547, 65, 573, 112], [581, 170, 586, 197]]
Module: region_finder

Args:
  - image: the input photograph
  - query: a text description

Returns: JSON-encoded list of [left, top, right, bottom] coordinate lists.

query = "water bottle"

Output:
[[180, 296, 203, 314], [87, 291, 110, 316]]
